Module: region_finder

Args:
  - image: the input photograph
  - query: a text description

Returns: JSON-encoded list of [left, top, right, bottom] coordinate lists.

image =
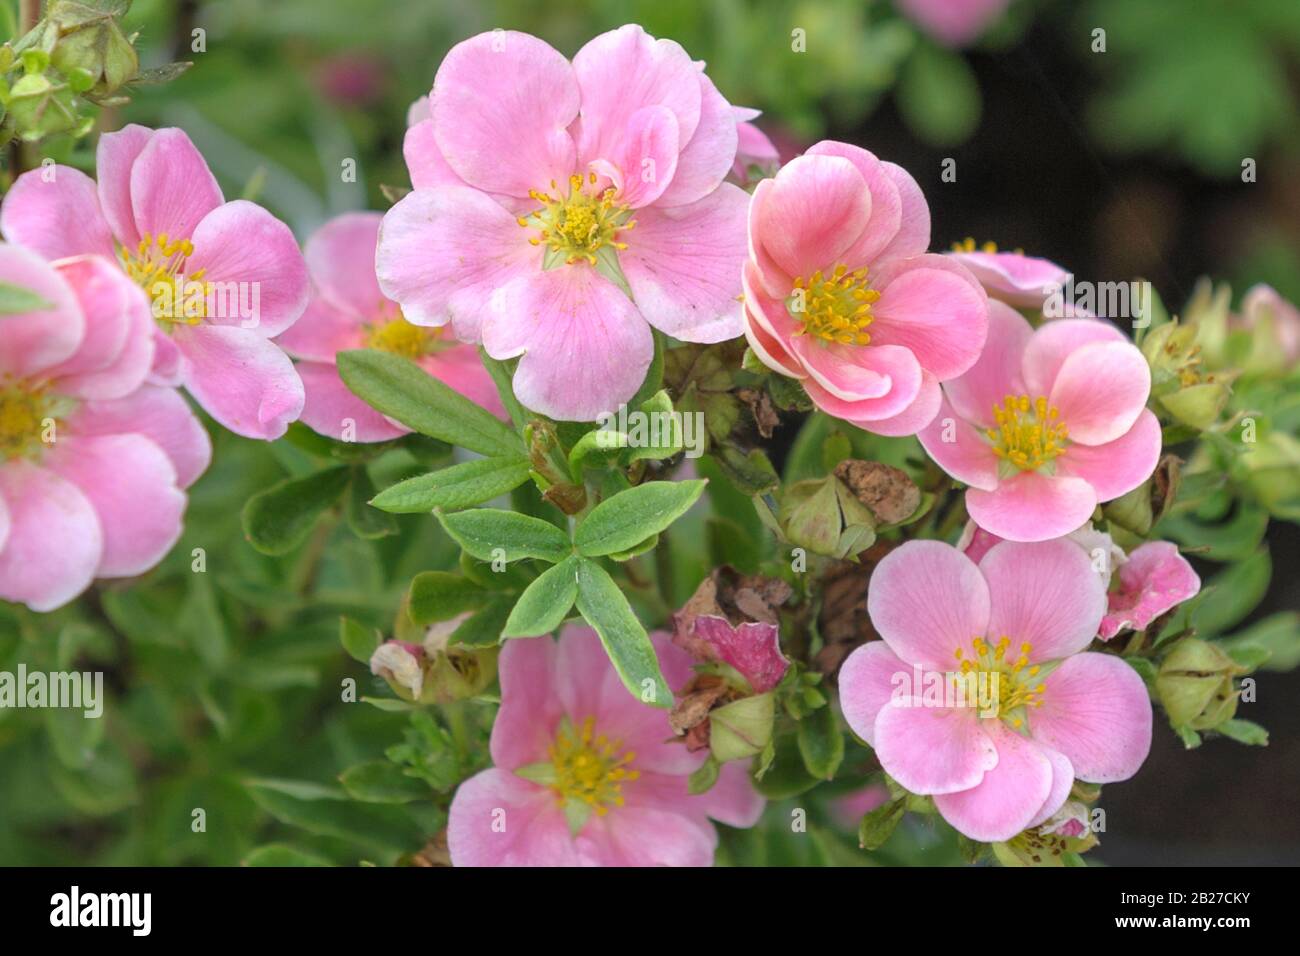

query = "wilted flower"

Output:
[[275, 212, 503, 441], [2, 125, 310, 439], [838, 539, 1152, 842], [919, 303, 1161, 541], [380, 25, 750, 421], [1100, 541, 1200, 640], [0, 245, 208, 611], [743, 140, 989, 436]]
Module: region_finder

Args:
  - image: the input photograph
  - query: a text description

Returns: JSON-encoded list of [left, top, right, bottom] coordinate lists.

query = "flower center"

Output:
[[365, 313, 442, 359], [519, 173, 635, 266], [787, 264, 880, 346], [548, 716, 639, 815], [0, 378, 58, 461], [987, 394, 1069, 471], [122, 233, 210, 326], [953, 635, 1045, 727]]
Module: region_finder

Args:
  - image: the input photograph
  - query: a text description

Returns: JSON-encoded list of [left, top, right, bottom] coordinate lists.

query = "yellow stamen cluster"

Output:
[[365, 314, 440, 359], [988, 394, 1069, 471], [788, 264, 880, 346], [955, 635, 1046, 726], [122, 233, 209, 325], [952, 237, 1000, 254], [0, 378, 54, 461], [548, 716, 639, 816], [519, 173, 634, 266]]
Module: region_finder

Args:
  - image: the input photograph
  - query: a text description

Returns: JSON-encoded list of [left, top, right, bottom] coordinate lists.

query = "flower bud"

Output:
[[708, 692, 775, 763], [1156, 638, 1245, 730], [369, 640, 425, 702], [38, 1, 139, 98]]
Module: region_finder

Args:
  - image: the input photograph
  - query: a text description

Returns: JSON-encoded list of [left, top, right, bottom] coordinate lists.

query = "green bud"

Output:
[[6, 71, 80, 140], [1243, 432, 1300, 517], [1156, 638, 1245, 730], [42, 1, 140, 97], [1158, 381, 1232, 431], [708, 692, 775, 763]]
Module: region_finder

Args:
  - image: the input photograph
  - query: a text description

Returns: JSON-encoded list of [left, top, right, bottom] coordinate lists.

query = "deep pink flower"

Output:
[[919, 302, 1161, 541], [447, 627, 764, 866], [1, 125, 310, 439], [1100, 541, 1201, 641], [681, 615, 788, 693], [275, 213, 503, 442], [380, 25, 750, 422], [731, 106, 780, 182], [948, 241, 1070, 308], [743, 140, 989, 436], [838, 539, 1152, 843], [896, 0, 1010, 48], [0, 245, 209, 611]]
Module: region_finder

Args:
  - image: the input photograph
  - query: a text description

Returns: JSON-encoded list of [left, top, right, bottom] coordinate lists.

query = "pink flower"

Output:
[[1, 125, 310, 439], [838, 539, 1153, 843], [731, 106, 780, 182], [685, 615, 788, 693], [1238, 283, 1300, 365], [829, 783, 890, 828], [274, 212, 503, 442], [948, 240, 1070, 309], [895, 0, 1010, 48], [379, 25, 750, 422], [1100, 541, 1200, 641], [447, 627, 764, 866], [0, 245, 209, 611], [743, 140, 989, 436], [919, 302, 1161, 541]]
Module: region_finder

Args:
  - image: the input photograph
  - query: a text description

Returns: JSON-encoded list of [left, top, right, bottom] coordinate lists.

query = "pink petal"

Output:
[[978, 539, 1108, 662], [1048, 340, 1151, 445], [917, 395, 1000, 491], [932, 721, 1054, 842], [943, 300, 1033, 428], [742, 302, 803, 378], [1021, 317, 1126, 398], [853, 371, 942, 436], [965, 472, 1097, 543], [838, 639, 910, 746], [1028, 743, 1075, 828], [447, 768, 579, 866], [172, 324, 304, 439], [657, 73, 737, 207], [489, 635, 564, 770], [1028, 652, 1152, 782], [868, 256, 989, 380], [297, 360, 407, 443], [418, 345, 507, 419], [148, 329, 186, 386], [46, 433, 184, 578], [431, 30, 578, 197], [949, 250, 1069, 306], [577, 804, 717, 866], [273, 297, 365, 364], [590, 105, 679, 209], [0, 494, 8, 554], [0, 460, 102, 612], [573, 25, 702, 176], [799, 345, 923, 424], [866, 540, 991, 668], [96, 124, 155, 248], [1100, 541, 1200, 640], [751, 154, 871, 284], [690, 615, 789, 693], [44, 255, 154, 400], [874, 162, 932, 261], [403, 118, 467, 190], [68, 385, 212, 488], [691, 760, 764, 828], [874, 699, 997, 795], [1057, 407, 1161, 503], [186, 200, 310, 338], [129, 127, 224, 242], [897, 0, 1010, 48], [0, 166, 115, 260], [805, 141, 903, 266], [302, 211, 386, 319], [483, 268, 652, 422], [375, 186, 536, 343], [0, 244, 83, 380]]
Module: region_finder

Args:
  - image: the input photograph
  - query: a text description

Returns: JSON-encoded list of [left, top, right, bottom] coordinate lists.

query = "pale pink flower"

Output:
[[275, 212, 503, 442], [0, 245, 209, 611], [1, 125, 310, 439], [948, 240, 1070, 308], [743, 140, 989, 436], [380, 25, 750, 422], [838, 539, 1152, 843], [447, 627, 764, 866], [896, 0, 1010, 48], [1237, 283, 1300, 364], [919, 302, 1161, 541], [1100, 541, 1200, 641], [731, 106, 780, 182]]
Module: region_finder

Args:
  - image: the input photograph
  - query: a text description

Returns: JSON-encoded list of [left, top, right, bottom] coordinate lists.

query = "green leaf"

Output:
[[897, 42, 980, 146], [340, 616, 382, 663], [345, 466, 397, 539], [243, 844, 334, 867], [339, 760, 432, 803], [447, 597, 514, 648], [180, 572, 230, 671], [573, 557, 669, 706], [0, 280, 53, 313], [1220, 612, 1300, 672], [574, 480, 706, 557], [858, 797, 906, 851], [687, 756, 720, 795], [337, 350, 522, 456], [796, 703, 844, 780], [371, 456, 532, 513], [502, 555, 580, 638], [240, 465, 350, 555], [1192, 548, 1271, 637], [244, 778, 425, 858], [478, 350, 531, 433], [437, 508, 572, 564], [407, 571, 491, 625], [1215, 719, 1269, 746]]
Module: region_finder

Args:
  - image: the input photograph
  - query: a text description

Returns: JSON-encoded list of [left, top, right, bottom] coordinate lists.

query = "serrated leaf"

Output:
[[371, 456, 531, 513], [502, 555, 580, 638], [574, 480, 706, 557], [437, 508, 572, 564]]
